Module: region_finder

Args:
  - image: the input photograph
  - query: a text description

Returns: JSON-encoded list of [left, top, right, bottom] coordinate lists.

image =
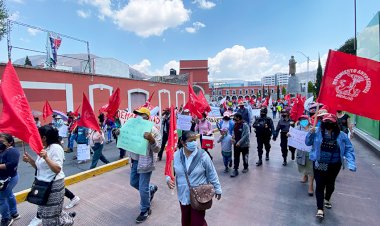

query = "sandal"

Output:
[[324, 200, 332, 209], [316, 210, 324, 220]]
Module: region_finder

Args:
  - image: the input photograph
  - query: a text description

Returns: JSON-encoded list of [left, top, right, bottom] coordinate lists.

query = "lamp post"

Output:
[[297, 51, 311, 97]]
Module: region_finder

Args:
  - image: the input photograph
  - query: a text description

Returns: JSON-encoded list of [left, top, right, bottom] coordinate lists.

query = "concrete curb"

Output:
[[15, 158, 129, 204]]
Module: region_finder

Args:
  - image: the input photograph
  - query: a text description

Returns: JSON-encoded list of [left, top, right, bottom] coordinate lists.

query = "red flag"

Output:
[[42, 100, 53, 121], [318, 50, 380, 120], [290, 94, 305, 121], [99, 104, 108, 113], [165, 106, 177, 180], [106, 88, 121, 119], [73, 104, 81, 117], [143, 91, 155, 107], [197, 91, 211, 113], [284, 94, 291, 102], [77, 93, 101, 132], [184, 82, 203, 118], [0, 62, 43, 154]]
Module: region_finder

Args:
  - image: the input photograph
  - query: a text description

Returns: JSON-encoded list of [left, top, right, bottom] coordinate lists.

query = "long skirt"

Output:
[[38, 179, 74, 226]]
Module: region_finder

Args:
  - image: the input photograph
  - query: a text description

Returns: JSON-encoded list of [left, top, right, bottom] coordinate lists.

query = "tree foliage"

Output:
[[276, 85, 280, 100], [0, 0, 8, 41], [24, 56, 32, 66], [308, 81, 316, 98], [315, 56, 323, 98], [337, 37, 356, 55], [281, 86, 286, 96]]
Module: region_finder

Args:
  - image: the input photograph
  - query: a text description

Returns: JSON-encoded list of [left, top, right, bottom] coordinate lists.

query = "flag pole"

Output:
[[312, 104, 321, 129]]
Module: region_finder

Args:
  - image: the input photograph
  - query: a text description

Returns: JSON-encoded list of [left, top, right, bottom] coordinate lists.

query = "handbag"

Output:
[[27, 172, 57, 205], [181, 150, 215, 211], [0, 177, 11, 191]]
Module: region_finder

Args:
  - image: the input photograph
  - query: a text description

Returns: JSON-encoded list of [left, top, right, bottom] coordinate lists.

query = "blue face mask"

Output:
[[299, 120, 309, 127], [186, 141, 197, 152], [317, 121, 321, 127]]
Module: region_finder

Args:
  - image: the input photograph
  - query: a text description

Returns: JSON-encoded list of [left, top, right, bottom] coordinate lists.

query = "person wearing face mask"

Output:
[[128, 107, 162, 224], [218, 112, 234, 136], [336, 110, 354, 139], [230, 113, 251, 177], [195, 112, 213, 160], [273, 109, 296, 166], [253, 107, 274, 166], [0, 133, 20, 226], [237, 101, 251, 132], [305, 113, 356, 220], [291, 115, 314, 196], [166, 131, 222, 226]]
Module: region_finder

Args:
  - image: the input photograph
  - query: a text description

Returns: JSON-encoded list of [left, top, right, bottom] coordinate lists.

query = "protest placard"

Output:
[[177, 114, 192, 131], [209, 106, 222, 117], [77, 144, 90, 161], [117, 118, 154, 155], [58, 125, 68, 138], [288, 127, 312, 152]]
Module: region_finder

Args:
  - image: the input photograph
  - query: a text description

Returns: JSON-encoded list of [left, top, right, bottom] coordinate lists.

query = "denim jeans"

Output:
[[222, 151, 232, 168], [130, 159, 154, 213], [0, 174, 19, 221], [90, 143, 109, 169], [69, 134, 77, 149], [107, 129, 112, 142]]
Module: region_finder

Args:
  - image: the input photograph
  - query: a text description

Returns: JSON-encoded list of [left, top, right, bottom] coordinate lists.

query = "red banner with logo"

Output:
[[317, 50, 380, 120]]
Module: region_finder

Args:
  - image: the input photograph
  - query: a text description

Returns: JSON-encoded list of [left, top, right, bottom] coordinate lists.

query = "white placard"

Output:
[[177, 115, 192, 131], [288, 127, 312, 152], [209, 106, 222, 117], [58, 125, 68, 138], [77, 144, 91, 161], [252, 109, 260, 117]]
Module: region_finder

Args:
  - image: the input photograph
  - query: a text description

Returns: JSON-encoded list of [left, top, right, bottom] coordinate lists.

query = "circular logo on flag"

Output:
[[333, 69, 371, 101]]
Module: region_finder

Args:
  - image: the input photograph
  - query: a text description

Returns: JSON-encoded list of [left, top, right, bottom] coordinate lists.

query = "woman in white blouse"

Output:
[[23, 125, 75, 226]]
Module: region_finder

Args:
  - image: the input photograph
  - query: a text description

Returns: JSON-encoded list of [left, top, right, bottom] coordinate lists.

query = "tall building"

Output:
[[261, 73, 289, 86]]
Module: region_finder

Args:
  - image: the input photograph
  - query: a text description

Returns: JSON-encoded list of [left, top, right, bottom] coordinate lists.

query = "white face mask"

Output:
[[136, 115, 143, 119]]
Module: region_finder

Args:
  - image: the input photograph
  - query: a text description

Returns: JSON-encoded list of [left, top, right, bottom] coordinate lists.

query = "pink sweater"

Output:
[[195, 120, 212, 135]]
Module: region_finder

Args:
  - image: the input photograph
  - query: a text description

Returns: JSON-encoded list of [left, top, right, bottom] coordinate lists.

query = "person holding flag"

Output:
[[166, 131, 222, 226]]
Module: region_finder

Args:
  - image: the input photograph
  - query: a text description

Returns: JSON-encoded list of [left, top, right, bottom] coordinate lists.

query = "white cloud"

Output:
[[131, 59, 179, 76], [78, 0, 190, 37], [77, 9, 91, 18], [185, 21, 205, 33], [9, 11, 20, 21], [27, 28, 41, 36], [9, 0, 24, 3], [192, 0, 216, 9]]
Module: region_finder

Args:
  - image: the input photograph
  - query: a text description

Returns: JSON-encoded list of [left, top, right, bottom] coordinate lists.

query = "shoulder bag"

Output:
[[180, 150, 215, 211], [27, 170, 57, 206]]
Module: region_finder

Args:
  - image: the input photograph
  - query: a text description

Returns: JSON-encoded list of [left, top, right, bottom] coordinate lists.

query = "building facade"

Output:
[[209, 85, 285, 102], [261, 73, 289, 86]]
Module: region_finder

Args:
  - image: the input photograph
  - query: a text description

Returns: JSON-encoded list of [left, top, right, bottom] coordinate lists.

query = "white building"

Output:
[[261, 73, 289, 86]]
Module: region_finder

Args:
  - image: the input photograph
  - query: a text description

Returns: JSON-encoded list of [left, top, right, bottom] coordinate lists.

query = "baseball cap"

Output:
[[322, 113, 337, 123], [133, 107, 151, 117]]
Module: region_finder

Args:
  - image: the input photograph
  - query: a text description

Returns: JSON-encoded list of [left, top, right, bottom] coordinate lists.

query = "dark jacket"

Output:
[[273, 117, 294, 139], [253, 116, 274, 137], [0, 147, 20, 179]]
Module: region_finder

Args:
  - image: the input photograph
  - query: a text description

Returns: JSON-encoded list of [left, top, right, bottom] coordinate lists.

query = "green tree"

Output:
[[337, 37, 356, 55], [261, 85, 265, 98], [308, 81, 316, 98], [281, 86, 286, 96], [24, 56, 32, 66], [276, 85, 280, 100], [315, 56, 323, 98], [0, 0, 8, 41]]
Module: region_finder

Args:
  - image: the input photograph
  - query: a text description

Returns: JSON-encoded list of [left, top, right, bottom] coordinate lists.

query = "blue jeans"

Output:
[[107, 129, 112, 142], [0, 174, 18, 221], [130, 159, 154, 213], [222, 151, 232, 168], [90, 143, 109, 169], [69, 134, 77, 149]]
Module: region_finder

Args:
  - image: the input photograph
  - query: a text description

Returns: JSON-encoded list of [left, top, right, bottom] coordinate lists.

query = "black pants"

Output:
[[257, 135, 271, 159], [65, 188, 75, 200], [158, 132, 169, 159], [280, 132, 295, 160], [233, 146, 249, 170], [313, 162, 342, 210]]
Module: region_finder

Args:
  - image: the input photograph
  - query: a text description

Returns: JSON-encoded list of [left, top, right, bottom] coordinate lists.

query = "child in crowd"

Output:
[[217, 128, 233, 172]]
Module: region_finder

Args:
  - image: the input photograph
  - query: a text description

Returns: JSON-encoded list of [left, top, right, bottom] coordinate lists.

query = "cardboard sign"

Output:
[[288, 127, 312, 152], [117, 110, 161, 129], [77, 144, 90, 161], [177, 114, 192, 131], [58, 125, 68, 138], [117, 118, 154, 155], [209, 106, 222, 117]]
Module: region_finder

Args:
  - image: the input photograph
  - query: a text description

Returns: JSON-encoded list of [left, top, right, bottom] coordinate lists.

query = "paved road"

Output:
[[12, 120, 380, 226]]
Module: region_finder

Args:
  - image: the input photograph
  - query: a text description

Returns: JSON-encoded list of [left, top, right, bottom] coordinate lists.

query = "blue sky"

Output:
[[2, 0, 380, 81]]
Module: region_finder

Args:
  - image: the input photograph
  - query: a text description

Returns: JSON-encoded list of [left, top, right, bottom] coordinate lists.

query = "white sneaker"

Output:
[[65, 196, 80, 209], [28, 217, 42, 226]]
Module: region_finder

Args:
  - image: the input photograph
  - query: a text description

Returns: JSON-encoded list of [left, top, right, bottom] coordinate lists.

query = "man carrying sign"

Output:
[[128, 107, 162, 224]]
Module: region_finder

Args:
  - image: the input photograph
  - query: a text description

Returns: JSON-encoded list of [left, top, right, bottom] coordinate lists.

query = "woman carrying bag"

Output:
[[0, 133, 21, 226], [23, 125, 75, 226], [166, 131, 222, 226]]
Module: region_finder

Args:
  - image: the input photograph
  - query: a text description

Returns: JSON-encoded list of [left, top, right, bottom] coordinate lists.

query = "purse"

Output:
[[181, 150, 215, 211], [27, 172, 57, 205], [0, 177, 11, 191]]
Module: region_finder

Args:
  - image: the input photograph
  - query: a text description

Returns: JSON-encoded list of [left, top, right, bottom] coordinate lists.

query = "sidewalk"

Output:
[[12, 132, 380, 226]]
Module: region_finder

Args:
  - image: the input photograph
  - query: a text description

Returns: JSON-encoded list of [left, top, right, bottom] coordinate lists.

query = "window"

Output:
[[271, 89, 274, 93], [239, 90, 242, 95], [232, 90, 236, 95], [218, 90, 222, 95], [245, 89, 248, 94], [251, 89, 254, 94], [226, 90, 229, 95]]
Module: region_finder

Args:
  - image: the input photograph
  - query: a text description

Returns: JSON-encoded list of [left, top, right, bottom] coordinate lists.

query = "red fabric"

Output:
[[317, 50, 380, 120], [197, 91, 211, 113], [184, 82, 203, 119], [42, 100, 53, 121], [143, 91, 155, 107], [77, 93, 101, 132], [165, 106, 177, 180], [290, 94, 305, 121], [284, 94, 291, 102], [180, 204, 207, 226], [99, 104, 108, 113], [0, 62, 43, 154], [105, 88, 121, 119], [73, 104, 81, 117]]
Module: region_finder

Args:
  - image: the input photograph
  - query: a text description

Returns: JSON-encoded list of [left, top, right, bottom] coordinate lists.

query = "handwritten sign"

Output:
[[117, 118, 154, 155], [177, 115, 192, 131], [288, 127, 312, 152], [77, 144, 90, 161], [209, 107, 222, 117], [58, 125, 68, 138], [117, 110, 161, 129]]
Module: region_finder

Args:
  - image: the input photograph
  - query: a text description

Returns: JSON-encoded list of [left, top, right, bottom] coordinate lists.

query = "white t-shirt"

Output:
[[36, 144, 65, 182]]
